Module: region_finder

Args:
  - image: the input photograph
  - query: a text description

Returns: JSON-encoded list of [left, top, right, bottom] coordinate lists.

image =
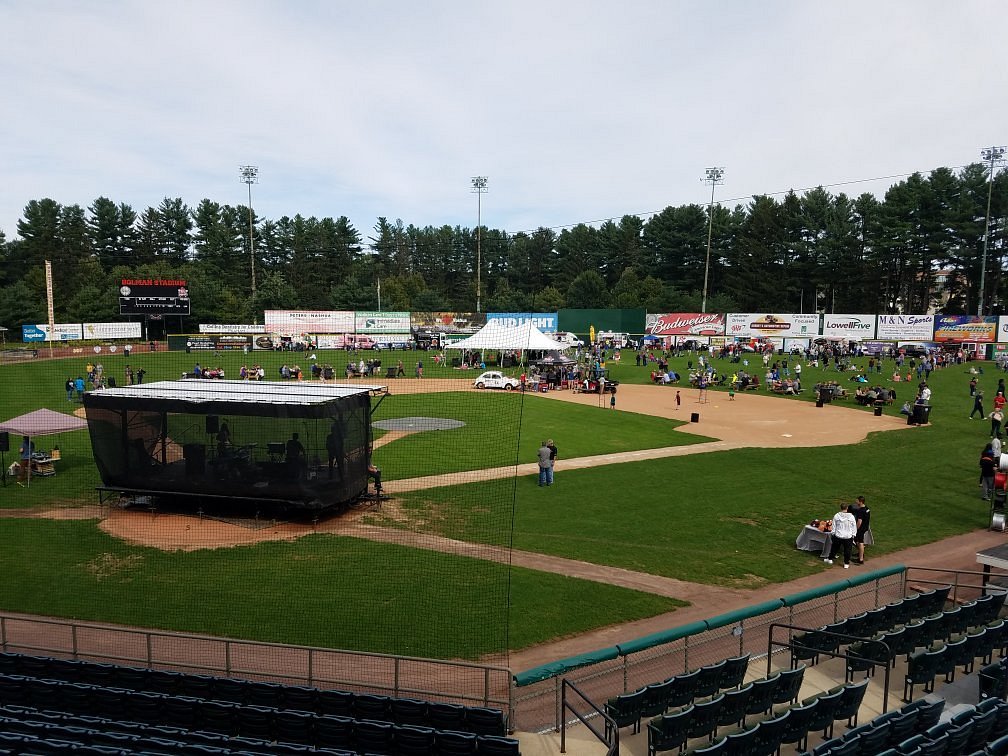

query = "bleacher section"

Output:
[[589, 585, 1008, 755], [0, 652, 518, 755]]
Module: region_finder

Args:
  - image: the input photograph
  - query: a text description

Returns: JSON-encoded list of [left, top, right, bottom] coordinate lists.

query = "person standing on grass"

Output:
[[981, 445, 997, 501], [972, 388, 985, 419], [537, 440, 553, 487], [675, 390, 681, 411], [824, 502, 858, 568], [852, 495, 872, 565], [547, 439, 558, 482]]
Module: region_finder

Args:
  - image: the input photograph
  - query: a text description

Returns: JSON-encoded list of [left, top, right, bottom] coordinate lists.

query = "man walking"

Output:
[[824, 502, 858, 568], [972, 388, 985, 419]]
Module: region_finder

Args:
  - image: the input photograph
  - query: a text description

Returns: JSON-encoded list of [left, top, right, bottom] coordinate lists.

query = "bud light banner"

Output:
[[486, 312, 558, 332], [646, 313, 725, 336], [875, 314, 934, 341], [726, 313, 819, 339], [933, 315, 998, 343], [820, 314, 876, 339]]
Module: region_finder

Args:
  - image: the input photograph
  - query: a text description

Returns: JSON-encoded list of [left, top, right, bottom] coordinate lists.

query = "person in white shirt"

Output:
[[824, 502, 858, 568]]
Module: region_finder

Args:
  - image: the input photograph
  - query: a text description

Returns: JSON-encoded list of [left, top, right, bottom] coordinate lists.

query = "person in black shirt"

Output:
[[852, 495, 872, 565]]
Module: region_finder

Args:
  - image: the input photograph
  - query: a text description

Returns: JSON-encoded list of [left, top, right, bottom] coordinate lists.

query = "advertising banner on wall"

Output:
[[21, 323, 84, 342], [355, 311, 411, 333], [171, 334, 252, 351], [875, 314, 934, 341], [933, 315, 998, 343], [820, 314, 876, 339], [411, 312, 487, 332], [726, 313, 819, 339], [646, 313, 725, 336], [997, 317, 1008, 343], [264, 310, 354, 334], [199, 324, 266, 334], [485, 312, 558, 332], [83, 322, 143, 340]]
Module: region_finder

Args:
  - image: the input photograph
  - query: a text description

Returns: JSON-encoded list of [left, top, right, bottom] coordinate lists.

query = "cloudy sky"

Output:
[[3, 1, 1006, 243]]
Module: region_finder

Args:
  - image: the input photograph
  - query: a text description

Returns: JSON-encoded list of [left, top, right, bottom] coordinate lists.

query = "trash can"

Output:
[[873, 399, 884, 417], [819, 387, 833, 404], [913, 403, 931, 425]]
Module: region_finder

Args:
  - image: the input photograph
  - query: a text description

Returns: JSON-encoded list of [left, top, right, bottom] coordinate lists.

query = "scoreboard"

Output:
[[119, 278, 190, 315]]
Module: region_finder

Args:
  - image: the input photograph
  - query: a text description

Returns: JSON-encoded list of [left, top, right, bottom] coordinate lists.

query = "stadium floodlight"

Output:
[[701, 167, 725, 313], [471, 176, 488, 313], [240, 165, 259, 302], [978, 146, 1006, 316]]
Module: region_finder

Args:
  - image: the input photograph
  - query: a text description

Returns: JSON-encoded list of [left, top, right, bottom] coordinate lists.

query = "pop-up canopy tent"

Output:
[[446, 320, 567, 353], [531, 350, 577, 367], [0, 408, 88, 487]]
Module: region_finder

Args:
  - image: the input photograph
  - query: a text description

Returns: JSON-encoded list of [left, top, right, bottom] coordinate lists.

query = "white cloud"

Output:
[[2, 0, 1006, 241]]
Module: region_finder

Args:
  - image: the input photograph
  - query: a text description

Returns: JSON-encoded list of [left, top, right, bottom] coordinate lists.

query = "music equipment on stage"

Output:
[[205, 416, 219, 435]]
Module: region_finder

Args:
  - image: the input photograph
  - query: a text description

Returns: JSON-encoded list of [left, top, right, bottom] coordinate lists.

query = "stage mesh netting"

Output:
[[2, 349, 527, 702]]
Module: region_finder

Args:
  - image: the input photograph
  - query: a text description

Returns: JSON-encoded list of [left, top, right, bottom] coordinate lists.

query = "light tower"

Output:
[[471, 176, 488, 313], [240, 165, 259, 301], [978, 146, 1006, 316], [701, 167, 725, 313]]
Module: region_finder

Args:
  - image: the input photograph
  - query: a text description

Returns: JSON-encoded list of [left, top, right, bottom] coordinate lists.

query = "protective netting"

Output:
[[0, 347, 523, 685]]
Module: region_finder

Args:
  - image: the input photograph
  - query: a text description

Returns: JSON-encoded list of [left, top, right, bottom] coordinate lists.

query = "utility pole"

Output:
[[239, 166, 259, 304], [978, 146, 1006, 316], [701, 167, 725, 313], [471, 176, 488, 312]]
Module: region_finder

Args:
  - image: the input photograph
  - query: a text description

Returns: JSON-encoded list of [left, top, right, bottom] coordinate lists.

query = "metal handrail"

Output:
[[905, 566, 1001, 605], [561, 677, 617, 755], [767, 622, 892, 713], [0, 612, 512, 719]]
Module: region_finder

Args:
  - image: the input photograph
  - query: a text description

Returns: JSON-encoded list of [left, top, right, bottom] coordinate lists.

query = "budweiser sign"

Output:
[[647, 313, 726, 336]]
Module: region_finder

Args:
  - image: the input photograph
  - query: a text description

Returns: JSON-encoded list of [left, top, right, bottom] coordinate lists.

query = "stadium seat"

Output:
[[429, 701, 468, 732], [279, 684, 316, 712], [234, 703, 275, 741], [394, 723, 437, 755], [667, 668, 701, 710], [647, 705, 692, 756], [465, 705, 506, 736], [719, 653, 750, 690], [771, 665, 805, 709], [315, 714, 355, 750], [435, 728, 478, 755], [694, 659, 726, 699], [390, 697, 428, 726], [715, 684, 751, 729], [316, 688, 354, 717], [352, 692, 391, 721], [209, 676, 248, 704], [641, 678, 676, 719], [604, 688, 646, 738], [354, 718, 394, 754], [274, 707, 313, 745], [777, 701, 817, 753], [685, 693, 723, 744], [752, 709, 789, 754], [743, 674, 779, 721]]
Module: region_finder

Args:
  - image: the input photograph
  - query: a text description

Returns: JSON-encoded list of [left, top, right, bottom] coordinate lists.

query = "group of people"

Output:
[[823, 496, 873, 568]]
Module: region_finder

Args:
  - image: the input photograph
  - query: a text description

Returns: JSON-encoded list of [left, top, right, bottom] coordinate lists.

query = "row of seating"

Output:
[[605, 653, 752, 735], [0, 676, 520, 755], [645, 667, 808, 754], [0, 652, 506, 736], [807, 696, 1006, 756], [794, 593, 1005, 673], [904, 620, 1008, 701], [650, 678, 870, 756]]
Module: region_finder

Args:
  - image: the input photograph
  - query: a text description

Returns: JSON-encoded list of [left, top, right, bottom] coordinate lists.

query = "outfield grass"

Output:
[[0, 519, 683, 658], [0, 345, 995, 657]]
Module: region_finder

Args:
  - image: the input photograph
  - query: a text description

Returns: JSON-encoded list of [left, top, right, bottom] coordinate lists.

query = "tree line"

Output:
[[0, 164, 1004, 330]]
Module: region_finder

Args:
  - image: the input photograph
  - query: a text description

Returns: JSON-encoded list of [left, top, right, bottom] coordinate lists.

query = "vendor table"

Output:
[[30, 455, 56, 477], [796, 525, 832, 557], [977, 543, 1008, 592]]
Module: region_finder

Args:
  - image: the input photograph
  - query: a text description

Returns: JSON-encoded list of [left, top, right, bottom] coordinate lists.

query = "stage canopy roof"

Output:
[[83, 379, 387, 418], [446, 320, 567, 351]]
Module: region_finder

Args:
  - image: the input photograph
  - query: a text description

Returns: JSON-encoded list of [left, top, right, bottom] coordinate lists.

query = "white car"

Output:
[[473, 371, 520, 390]]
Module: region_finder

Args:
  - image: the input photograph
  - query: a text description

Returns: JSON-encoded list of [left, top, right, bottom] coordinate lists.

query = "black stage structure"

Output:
[[83, 379, 387, 511]]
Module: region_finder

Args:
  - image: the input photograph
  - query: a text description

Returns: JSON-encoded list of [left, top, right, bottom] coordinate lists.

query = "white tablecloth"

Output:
[[796, 525, 831, 557]]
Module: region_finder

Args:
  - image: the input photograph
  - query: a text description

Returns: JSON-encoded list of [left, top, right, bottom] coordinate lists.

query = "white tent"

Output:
[[446, 320, 568, 352]]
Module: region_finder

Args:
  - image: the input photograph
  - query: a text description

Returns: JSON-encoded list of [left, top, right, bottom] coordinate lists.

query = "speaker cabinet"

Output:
[[0, 432, 8, 452], [205, 415, 219, 435]]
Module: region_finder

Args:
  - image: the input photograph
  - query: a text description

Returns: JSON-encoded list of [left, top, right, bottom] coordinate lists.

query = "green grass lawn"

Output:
[[0, 345, 997, 657]]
